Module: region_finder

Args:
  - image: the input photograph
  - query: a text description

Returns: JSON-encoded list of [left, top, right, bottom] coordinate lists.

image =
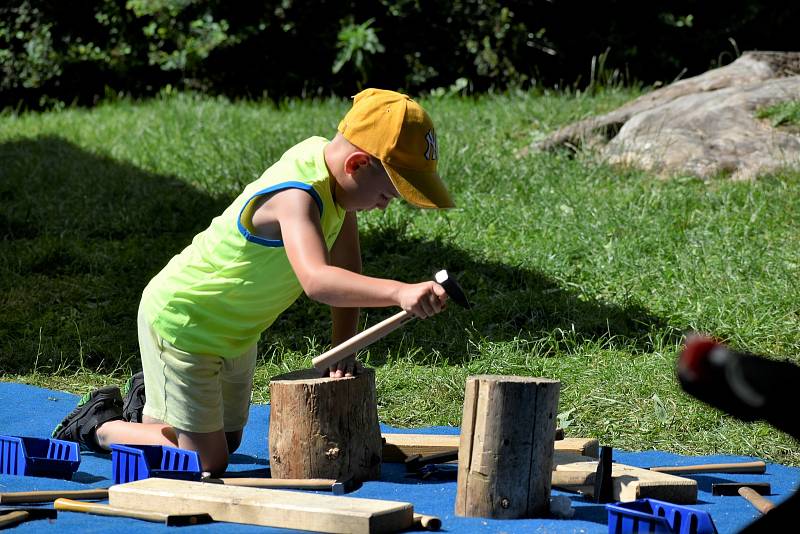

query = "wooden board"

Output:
[[382, 433, 599, 462], [552, 458, 697, 504], [109, 478, 413, 534]]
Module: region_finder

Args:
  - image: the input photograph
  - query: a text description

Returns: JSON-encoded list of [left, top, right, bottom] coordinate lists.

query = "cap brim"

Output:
[[382, 163, 455, 209]]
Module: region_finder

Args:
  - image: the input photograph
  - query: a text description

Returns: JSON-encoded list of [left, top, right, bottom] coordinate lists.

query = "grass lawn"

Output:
[[2, 90, 799, 465]]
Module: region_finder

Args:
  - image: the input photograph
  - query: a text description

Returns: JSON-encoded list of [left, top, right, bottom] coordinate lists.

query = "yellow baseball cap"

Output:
[[338, 88, 455, 208]]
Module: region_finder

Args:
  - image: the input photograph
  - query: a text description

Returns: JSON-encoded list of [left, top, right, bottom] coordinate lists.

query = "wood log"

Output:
[[269, 368, 382, 482], [454, 375, 560, 518]]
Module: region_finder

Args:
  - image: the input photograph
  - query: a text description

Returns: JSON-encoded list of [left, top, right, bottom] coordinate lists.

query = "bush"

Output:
[[1, 0, 798, 108]]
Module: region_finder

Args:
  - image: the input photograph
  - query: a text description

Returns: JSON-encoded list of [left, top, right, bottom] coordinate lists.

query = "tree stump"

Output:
[[455, 375, 561, 518], [268, 368, 382, 482]]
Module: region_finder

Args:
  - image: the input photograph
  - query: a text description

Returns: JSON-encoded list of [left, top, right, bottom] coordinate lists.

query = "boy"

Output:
[[53, 88, 454, 476]]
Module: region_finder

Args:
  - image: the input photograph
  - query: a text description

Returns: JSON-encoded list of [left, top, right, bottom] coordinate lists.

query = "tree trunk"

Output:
[[455, 375, 561, 518], [268, 368, 382, 482]]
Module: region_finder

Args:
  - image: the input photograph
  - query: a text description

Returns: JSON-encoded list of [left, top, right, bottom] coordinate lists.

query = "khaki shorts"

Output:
[[137, 305, 256, 433]]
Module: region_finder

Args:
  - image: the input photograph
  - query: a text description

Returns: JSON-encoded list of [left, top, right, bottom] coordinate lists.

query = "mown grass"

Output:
[[2, 89, 799, 465]]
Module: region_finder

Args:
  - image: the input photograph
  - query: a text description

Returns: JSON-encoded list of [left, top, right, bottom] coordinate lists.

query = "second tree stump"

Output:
[[455, 375, 561, 518], [268, 368, 382, 482]]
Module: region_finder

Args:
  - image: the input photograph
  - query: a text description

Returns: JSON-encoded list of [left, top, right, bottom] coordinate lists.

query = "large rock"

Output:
[[529, 52, 800, 179]]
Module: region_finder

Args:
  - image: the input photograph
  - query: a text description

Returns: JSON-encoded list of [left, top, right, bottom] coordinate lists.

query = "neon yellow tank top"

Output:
[[140, 137, 346, 358]]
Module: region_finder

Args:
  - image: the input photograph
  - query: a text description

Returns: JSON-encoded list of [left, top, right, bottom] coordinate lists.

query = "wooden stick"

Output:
[[55, 499, 170, 523], [0, 511, 30, 529], [649, 461, 766, 475], [739, 487, 776, 514], [205, 477, 335, 490], [312, 311, 413, 370], [413, 513, 442, 531], [54, 499, 212, 525], [0, 488, 109, 504]]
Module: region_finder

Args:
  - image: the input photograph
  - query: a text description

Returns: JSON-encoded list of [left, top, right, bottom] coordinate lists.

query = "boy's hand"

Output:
[[327, 355, 363, 378], [398, 282, 448, 318]]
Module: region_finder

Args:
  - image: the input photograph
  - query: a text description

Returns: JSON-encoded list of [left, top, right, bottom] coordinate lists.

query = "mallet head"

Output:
[[331, 473, 358, 495], [712, 482, 771, 496], [0, 507, 58, 520], [435, 270, 471, 309]]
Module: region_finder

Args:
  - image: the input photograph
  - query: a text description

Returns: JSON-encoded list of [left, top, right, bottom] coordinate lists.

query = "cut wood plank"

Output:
[[381, 434, 598, 462], [109, 478, 413, 534], [553, 459, 697, 504]]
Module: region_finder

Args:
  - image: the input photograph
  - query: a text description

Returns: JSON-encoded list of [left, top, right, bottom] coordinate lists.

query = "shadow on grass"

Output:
[[272, 226, 674, 365], [0, 135, 228, 373], [2, 135, 673, 376]]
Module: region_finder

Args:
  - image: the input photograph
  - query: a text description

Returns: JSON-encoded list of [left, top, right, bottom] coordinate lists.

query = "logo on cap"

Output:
[[424, 129, 438, 161]]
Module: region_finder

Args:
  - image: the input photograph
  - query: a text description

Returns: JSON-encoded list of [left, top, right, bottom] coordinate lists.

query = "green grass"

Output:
[[757, 100, 800, 130], [2, 89, 799, 465]]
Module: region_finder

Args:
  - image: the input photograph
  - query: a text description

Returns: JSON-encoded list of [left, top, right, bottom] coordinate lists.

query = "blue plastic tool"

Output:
[[0, 435, 80, 479], [110, 443, 203, 484], [606, 498, 718, 534]]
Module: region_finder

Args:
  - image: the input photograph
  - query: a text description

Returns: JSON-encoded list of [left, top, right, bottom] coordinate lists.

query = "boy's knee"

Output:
[[225, 430, 243, 453], [176, 429, 230, 477], [202, 457, 230, 478]]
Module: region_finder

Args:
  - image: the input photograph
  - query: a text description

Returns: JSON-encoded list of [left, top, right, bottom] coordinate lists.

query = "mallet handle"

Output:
[[312, 310, 413, 371], [739, 487, 776, 514], [649, 461, 766, 474], [205, 477, 335, 490], [54, 498, 169, 523], [413, 513, 442, 531], [0, 488, 109, 504], [0, 511, 29, 528]]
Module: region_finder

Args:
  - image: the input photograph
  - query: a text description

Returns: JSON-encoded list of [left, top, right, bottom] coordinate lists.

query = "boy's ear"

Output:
[[343, 151, 372, 175]]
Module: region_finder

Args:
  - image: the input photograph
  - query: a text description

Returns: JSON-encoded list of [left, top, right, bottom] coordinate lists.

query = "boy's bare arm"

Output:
[[252, 188, 445, 317], [328, 211, 361, 377]]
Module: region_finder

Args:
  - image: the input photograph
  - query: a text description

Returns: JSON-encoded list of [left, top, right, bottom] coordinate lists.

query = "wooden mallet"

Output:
[[312, 269, 471, 372]]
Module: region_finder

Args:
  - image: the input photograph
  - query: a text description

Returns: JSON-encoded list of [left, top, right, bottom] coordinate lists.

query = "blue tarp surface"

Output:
[[1, 382, 797, 533]]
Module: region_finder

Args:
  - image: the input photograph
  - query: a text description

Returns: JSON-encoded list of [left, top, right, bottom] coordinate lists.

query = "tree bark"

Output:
[[455, 375, 560, 518], [268, 368, 382, 482]]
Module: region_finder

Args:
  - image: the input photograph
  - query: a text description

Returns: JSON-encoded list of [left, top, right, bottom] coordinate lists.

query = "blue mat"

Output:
[[1, 382, 797, 533]]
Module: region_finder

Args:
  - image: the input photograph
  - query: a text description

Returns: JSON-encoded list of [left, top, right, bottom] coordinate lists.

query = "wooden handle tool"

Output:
[[312, 310, 413, 371], [649, 460, 766, 475], [0, 488, 109, 504], [205, 477, 334, 490], [738, 487, 776, 514], [54, 498, 213, 526], [0, 507, 57, 528], [312, 270, 471, 371], [0, 511, 30, 529], [413, 513, 442, 531]]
